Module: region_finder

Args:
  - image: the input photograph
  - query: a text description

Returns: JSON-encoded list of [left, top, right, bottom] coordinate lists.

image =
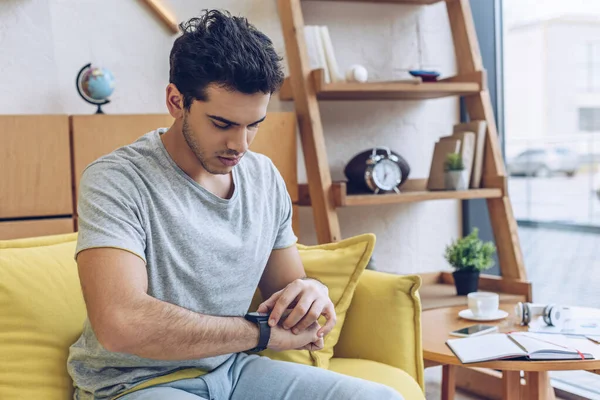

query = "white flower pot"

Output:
[[445, 170, 468, 190]]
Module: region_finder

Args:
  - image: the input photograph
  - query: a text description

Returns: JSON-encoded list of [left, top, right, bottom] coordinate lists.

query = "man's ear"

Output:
[[166, 83, 184, 119]]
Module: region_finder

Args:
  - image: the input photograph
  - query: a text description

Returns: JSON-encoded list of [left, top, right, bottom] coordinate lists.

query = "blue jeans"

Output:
[[119, 353, 403, 400]]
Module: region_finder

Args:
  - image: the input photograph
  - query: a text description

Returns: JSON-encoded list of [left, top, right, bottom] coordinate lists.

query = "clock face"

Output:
[[372, 159, 402, 191]]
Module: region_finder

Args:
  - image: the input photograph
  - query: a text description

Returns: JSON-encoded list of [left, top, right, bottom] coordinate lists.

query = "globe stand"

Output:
[[76, 63, 111, 114], [93, 102, 109, 115]]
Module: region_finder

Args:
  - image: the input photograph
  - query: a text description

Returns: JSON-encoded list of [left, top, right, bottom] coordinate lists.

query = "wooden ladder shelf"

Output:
[[280, 69, 482, 101], [276, 0, 531, 310]]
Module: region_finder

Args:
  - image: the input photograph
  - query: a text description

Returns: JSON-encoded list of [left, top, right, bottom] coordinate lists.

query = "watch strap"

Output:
[[248, 319, 271, 352]]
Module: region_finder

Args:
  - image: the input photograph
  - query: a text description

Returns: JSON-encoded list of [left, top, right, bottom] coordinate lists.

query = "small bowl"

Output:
[[409, 69, 441, 82]]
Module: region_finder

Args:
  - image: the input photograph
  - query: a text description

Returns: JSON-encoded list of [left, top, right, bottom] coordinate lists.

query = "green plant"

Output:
[[444, 228, 496, 272], [444, 152, 464, 171]]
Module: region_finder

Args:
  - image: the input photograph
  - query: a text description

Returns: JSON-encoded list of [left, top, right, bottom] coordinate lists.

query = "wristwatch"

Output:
[[244, 312, 271, 352]]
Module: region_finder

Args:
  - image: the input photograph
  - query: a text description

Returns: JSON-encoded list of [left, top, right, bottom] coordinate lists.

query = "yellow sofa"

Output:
[[0, 233, 425, 400]]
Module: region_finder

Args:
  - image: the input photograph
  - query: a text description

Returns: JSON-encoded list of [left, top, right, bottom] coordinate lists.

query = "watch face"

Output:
[[372, 159, 402, 191], [246, 312, 270, 322], [248, 312, 269, 317], [247, 312, 269, 317]]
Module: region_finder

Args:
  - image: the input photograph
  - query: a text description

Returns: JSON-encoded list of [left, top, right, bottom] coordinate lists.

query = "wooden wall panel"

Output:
[[71, 112, 298, 203], [249, 112, 298, 202], [0, 115, 72, 218], [292, 205, 299, 237], [70, 114, 175, 199], [0, 218, 74, 240], [2, 113, 297, 240]]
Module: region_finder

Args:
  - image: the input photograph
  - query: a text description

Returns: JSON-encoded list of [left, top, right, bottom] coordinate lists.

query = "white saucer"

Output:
[[458, 309, 509, 322]]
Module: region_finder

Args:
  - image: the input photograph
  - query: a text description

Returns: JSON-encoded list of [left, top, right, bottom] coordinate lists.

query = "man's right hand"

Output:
[[267, 321, 324, 352]]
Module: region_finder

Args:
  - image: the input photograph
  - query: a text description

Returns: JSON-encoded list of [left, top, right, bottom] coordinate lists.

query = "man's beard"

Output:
[[181, 115, 240, 175]]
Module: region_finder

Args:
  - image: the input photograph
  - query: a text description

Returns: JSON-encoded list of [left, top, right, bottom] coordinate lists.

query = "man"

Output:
[[68, 9, 402, 400]]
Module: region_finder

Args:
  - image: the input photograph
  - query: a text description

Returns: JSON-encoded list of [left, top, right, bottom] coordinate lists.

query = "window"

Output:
[[590, 42, 600, 92], [578, 107, 600, 131], [579, 42, 600, 92], [576, 42, 600, 92], [504, 3, 600, 396]]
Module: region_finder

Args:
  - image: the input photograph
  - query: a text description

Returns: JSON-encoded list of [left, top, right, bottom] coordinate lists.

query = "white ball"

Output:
[[346, 65, 368, 83]]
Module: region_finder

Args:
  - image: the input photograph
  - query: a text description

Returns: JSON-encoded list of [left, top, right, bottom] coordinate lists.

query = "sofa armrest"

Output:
[[333, 270, 424, 389]]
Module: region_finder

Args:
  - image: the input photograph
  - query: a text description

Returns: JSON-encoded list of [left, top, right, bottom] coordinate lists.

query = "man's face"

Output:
[[181, 84, 270, 175]]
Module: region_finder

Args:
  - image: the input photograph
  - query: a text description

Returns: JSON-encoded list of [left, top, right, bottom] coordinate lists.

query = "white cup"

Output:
[[468, 292, 499, 317]]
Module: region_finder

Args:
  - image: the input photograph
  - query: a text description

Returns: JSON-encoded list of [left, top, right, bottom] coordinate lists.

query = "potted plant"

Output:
[[444, 152, 468, 190], [444, 228, 496, 295]]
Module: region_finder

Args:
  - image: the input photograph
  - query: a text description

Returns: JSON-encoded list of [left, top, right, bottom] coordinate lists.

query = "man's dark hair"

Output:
[[169, 10, 284, 109]]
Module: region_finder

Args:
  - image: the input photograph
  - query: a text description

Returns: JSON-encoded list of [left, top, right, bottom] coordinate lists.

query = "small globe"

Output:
[[80, 66, 115, 100], [76, 63, 116, 113]]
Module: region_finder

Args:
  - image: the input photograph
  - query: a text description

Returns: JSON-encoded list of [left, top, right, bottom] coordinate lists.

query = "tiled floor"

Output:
[[424, 367, 580, 400], [520, 225, 600, 398], [518, 226, 600, 309], [424, 367, 480, 400]]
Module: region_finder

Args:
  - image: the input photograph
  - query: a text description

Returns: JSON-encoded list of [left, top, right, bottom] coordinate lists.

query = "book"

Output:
[[304, 26, 331, 83], [318, 26, 344, 83], [446, 332, 595, 364], [439, 131, 476, 187], [453, 121, 487, 188], [529, 316, 600, 337], [426, 138, 462, 190]]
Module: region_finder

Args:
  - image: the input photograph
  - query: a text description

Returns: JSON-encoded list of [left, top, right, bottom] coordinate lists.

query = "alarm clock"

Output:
[[344, 147, 410, 194]]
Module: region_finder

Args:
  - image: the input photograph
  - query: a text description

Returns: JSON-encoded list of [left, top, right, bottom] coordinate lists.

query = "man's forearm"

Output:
[[107, 294, 259, 361]]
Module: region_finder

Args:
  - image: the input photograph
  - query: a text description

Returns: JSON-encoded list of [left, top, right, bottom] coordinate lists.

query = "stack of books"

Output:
[[447, 332, 596, 364], [427, 121, 487, 191], [304, 25, 344, 83]]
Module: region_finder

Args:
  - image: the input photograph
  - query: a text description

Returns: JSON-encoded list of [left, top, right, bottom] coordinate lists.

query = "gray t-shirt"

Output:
[[67, 128, 297, 399]]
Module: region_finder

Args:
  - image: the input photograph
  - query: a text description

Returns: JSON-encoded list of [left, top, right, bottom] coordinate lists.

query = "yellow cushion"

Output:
[[329, 358, 425, 400], [250, 233, 375, 369], [0, 233, 85, 400], [334, 270, 425, 389]]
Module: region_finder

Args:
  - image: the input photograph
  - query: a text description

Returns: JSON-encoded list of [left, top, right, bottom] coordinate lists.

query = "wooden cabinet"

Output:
[[1, 113, 300, 239], [0, 218, 74, 240], [0, 115, 72, 219], [249, 113, 299, 236], [68, 113, 300, 237], [70, 114, 175, 201], [248, 112, 298, 204]]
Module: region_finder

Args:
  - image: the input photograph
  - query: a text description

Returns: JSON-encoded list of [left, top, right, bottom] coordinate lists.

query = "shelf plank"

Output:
[[419, 272, 530, 311], [343, 186, 502, 206], [140, 0, 179, 34], [303, 0, 443, 4], [280, 69, 480, 101], [297, 179, 502, 207]]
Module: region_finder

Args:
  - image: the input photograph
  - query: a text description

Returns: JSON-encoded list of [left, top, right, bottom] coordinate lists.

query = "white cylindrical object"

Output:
[[346, 65, 368, 83]]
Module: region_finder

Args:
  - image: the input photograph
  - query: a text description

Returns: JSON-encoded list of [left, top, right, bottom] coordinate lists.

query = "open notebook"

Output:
[[446, 332, 595, 364]]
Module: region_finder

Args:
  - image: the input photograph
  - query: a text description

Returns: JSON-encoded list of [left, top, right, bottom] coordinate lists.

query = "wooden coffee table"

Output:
[[423, 303, 600, 400]]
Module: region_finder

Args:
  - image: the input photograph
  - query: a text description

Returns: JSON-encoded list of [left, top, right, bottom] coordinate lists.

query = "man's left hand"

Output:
[[257, 278, 336, 340]]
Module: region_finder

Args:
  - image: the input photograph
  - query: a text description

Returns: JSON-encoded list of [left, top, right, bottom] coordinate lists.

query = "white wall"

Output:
[[0, 0, 461, 274]]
